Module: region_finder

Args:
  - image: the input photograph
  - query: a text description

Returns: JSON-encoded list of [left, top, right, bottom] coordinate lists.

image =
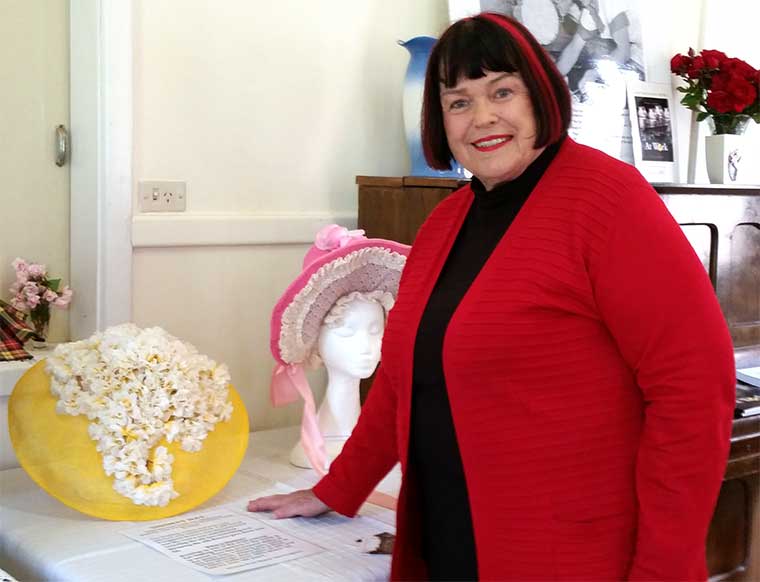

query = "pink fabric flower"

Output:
[[23, 281, 39, 297], [25, 293, 41, 309], [8, 257, 73, 312], [54, 286, 73, 308], [27, 263, 47, 279], [11, 257, 28, 273], [23, 282, 41, 309], [314, 225, 366, 251], [15, 270, 29, 285]]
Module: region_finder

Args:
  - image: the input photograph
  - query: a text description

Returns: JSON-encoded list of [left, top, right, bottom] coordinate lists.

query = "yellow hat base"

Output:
[[9, 360, 249, 521]]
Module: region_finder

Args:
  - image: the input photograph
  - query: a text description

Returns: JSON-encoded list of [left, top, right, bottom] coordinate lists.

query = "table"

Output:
[[0, 427, 399, 581]]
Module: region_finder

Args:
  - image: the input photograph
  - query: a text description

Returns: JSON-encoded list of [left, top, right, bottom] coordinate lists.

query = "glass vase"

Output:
[[29, 304, 51, 349], [707, 114, 752, 136]]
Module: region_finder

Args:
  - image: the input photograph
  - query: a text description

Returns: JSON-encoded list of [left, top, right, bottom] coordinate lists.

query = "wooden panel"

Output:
[[705, 418, 758, 580], [707, 479, 749, 578], [356, 176, 404, 188], [725, 416, 760, 484], [657, 189, 760, 348], [403, 176, 466, 189], [358, 185, 454, 245], [727, 223, 760, 348]]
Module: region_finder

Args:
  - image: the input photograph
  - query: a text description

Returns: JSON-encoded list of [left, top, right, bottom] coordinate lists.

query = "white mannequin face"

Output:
[[318, 299, 384, 380]]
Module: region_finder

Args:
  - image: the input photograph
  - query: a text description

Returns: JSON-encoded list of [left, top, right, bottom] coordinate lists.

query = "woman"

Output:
[[249, 13, 735, 581]]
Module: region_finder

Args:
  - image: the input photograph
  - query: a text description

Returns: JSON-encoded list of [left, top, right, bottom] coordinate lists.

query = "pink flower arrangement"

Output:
[[9, 257, 73, 337]]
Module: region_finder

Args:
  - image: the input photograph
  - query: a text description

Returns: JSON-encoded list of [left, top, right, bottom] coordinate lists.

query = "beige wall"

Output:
[[0, 1, 70, 342], [132, 0, 760, 432], [132, 0, 449, 430], [134, 0, 449, 213], [132, 244, 327, 431]]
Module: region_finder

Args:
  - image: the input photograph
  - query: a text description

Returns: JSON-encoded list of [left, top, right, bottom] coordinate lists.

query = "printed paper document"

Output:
[[123, 508, 322, 576], [122, 481, 395, 578]]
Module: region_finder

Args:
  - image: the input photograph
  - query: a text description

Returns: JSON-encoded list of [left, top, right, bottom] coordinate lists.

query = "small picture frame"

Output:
[[627, 81, 678, 183]]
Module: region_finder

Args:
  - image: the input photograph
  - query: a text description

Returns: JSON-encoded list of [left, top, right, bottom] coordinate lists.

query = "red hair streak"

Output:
[[478, 12, 564, 141]]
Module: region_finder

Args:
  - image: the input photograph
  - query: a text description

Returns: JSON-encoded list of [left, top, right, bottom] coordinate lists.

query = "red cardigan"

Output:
[[313, 138, 735, 581]]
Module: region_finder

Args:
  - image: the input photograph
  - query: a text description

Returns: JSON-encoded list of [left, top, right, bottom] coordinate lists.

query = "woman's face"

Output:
[[440, 70, 545, 190]]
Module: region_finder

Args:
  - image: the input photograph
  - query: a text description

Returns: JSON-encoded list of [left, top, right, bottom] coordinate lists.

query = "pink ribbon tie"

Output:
[[270, 364, 328, 475]]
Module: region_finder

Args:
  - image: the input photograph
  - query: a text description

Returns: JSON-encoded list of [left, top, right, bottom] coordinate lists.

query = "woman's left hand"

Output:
[[247, 488, 330, 519]]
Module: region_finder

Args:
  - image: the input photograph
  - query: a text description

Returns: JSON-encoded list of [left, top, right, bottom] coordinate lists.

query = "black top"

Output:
[[409, 138, 563, 581]]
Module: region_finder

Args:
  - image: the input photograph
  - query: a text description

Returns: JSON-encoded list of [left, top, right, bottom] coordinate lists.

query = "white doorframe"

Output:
[[69, 0, 133, 340]]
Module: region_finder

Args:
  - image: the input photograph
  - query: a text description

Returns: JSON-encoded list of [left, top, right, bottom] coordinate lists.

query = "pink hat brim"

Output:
[[270, 238, 410, 366]]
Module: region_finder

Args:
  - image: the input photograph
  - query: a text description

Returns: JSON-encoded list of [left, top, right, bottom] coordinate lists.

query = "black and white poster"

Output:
[[627, 81, 678, 182], [633, 96, 674, 162]]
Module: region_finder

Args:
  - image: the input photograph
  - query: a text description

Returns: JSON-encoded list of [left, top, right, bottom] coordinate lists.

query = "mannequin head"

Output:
[[314, 291, 392, 379]]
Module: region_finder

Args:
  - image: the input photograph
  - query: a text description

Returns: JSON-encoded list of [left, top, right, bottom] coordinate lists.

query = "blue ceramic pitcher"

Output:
[[399, 37, 466, 178]]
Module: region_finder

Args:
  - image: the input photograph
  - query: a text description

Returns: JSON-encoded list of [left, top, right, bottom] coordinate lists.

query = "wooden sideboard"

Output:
[[358, 176, 760, 581]]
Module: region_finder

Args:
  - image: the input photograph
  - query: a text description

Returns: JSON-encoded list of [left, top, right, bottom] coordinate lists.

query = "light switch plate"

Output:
[[139, 181, 187, 212]]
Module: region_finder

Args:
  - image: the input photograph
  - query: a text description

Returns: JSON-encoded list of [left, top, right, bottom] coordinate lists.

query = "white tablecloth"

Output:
[[0, 346, 56, 469], [0, 427, 399, 581]]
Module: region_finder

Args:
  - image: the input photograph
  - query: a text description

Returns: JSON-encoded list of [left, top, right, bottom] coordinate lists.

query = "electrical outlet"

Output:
[[139, 181, 187, 212]]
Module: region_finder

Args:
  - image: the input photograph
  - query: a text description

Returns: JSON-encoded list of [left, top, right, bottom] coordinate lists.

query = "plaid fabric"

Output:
[[0, 300, 42, 361]]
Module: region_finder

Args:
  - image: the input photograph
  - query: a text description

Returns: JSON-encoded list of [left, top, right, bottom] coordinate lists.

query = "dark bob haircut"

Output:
[[421, 13, 572, 170]]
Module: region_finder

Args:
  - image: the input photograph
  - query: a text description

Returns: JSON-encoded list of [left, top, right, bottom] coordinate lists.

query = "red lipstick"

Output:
[[472, 134, 511, 152]]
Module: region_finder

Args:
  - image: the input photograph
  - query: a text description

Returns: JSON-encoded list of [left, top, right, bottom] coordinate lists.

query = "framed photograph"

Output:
[[626, 81, 678, 183], [447, 0, 646, 165]]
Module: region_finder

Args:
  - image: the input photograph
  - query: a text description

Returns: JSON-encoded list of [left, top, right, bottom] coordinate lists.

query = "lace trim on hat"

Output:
[[279, 247, 406, 365]]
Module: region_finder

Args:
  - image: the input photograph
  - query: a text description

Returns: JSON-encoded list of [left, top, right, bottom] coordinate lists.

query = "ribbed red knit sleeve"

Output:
[[591, 173, 736, 581], [312, 364, 399, 517]]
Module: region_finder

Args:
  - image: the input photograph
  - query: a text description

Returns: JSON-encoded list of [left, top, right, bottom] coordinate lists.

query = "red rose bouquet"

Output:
[[671, 48, 760, 134]]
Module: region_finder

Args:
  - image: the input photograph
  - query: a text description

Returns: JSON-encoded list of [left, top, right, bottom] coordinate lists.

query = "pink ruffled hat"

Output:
[[269, 224, 410, 473]]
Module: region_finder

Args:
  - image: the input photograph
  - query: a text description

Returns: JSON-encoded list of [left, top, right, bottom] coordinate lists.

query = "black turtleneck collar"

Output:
[[469, 135, 565, 209]]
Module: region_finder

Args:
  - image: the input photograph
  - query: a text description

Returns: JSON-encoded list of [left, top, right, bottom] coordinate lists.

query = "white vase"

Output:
[[705, 134, 746, 184], [704, 115, 752, 184]]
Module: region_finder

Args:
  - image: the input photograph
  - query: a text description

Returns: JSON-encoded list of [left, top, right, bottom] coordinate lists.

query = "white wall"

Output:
[[132, 0, 449, 430], [0, 1, 70, 342], [132, 0, 759, 432], [135, 0, 449, 214], [637, 0, 704, 183]]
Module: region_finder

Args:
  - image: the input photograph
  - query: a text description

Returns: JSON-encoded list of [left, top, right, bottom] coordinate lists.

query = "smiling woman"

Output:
[[247, 12, 736, 582]]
